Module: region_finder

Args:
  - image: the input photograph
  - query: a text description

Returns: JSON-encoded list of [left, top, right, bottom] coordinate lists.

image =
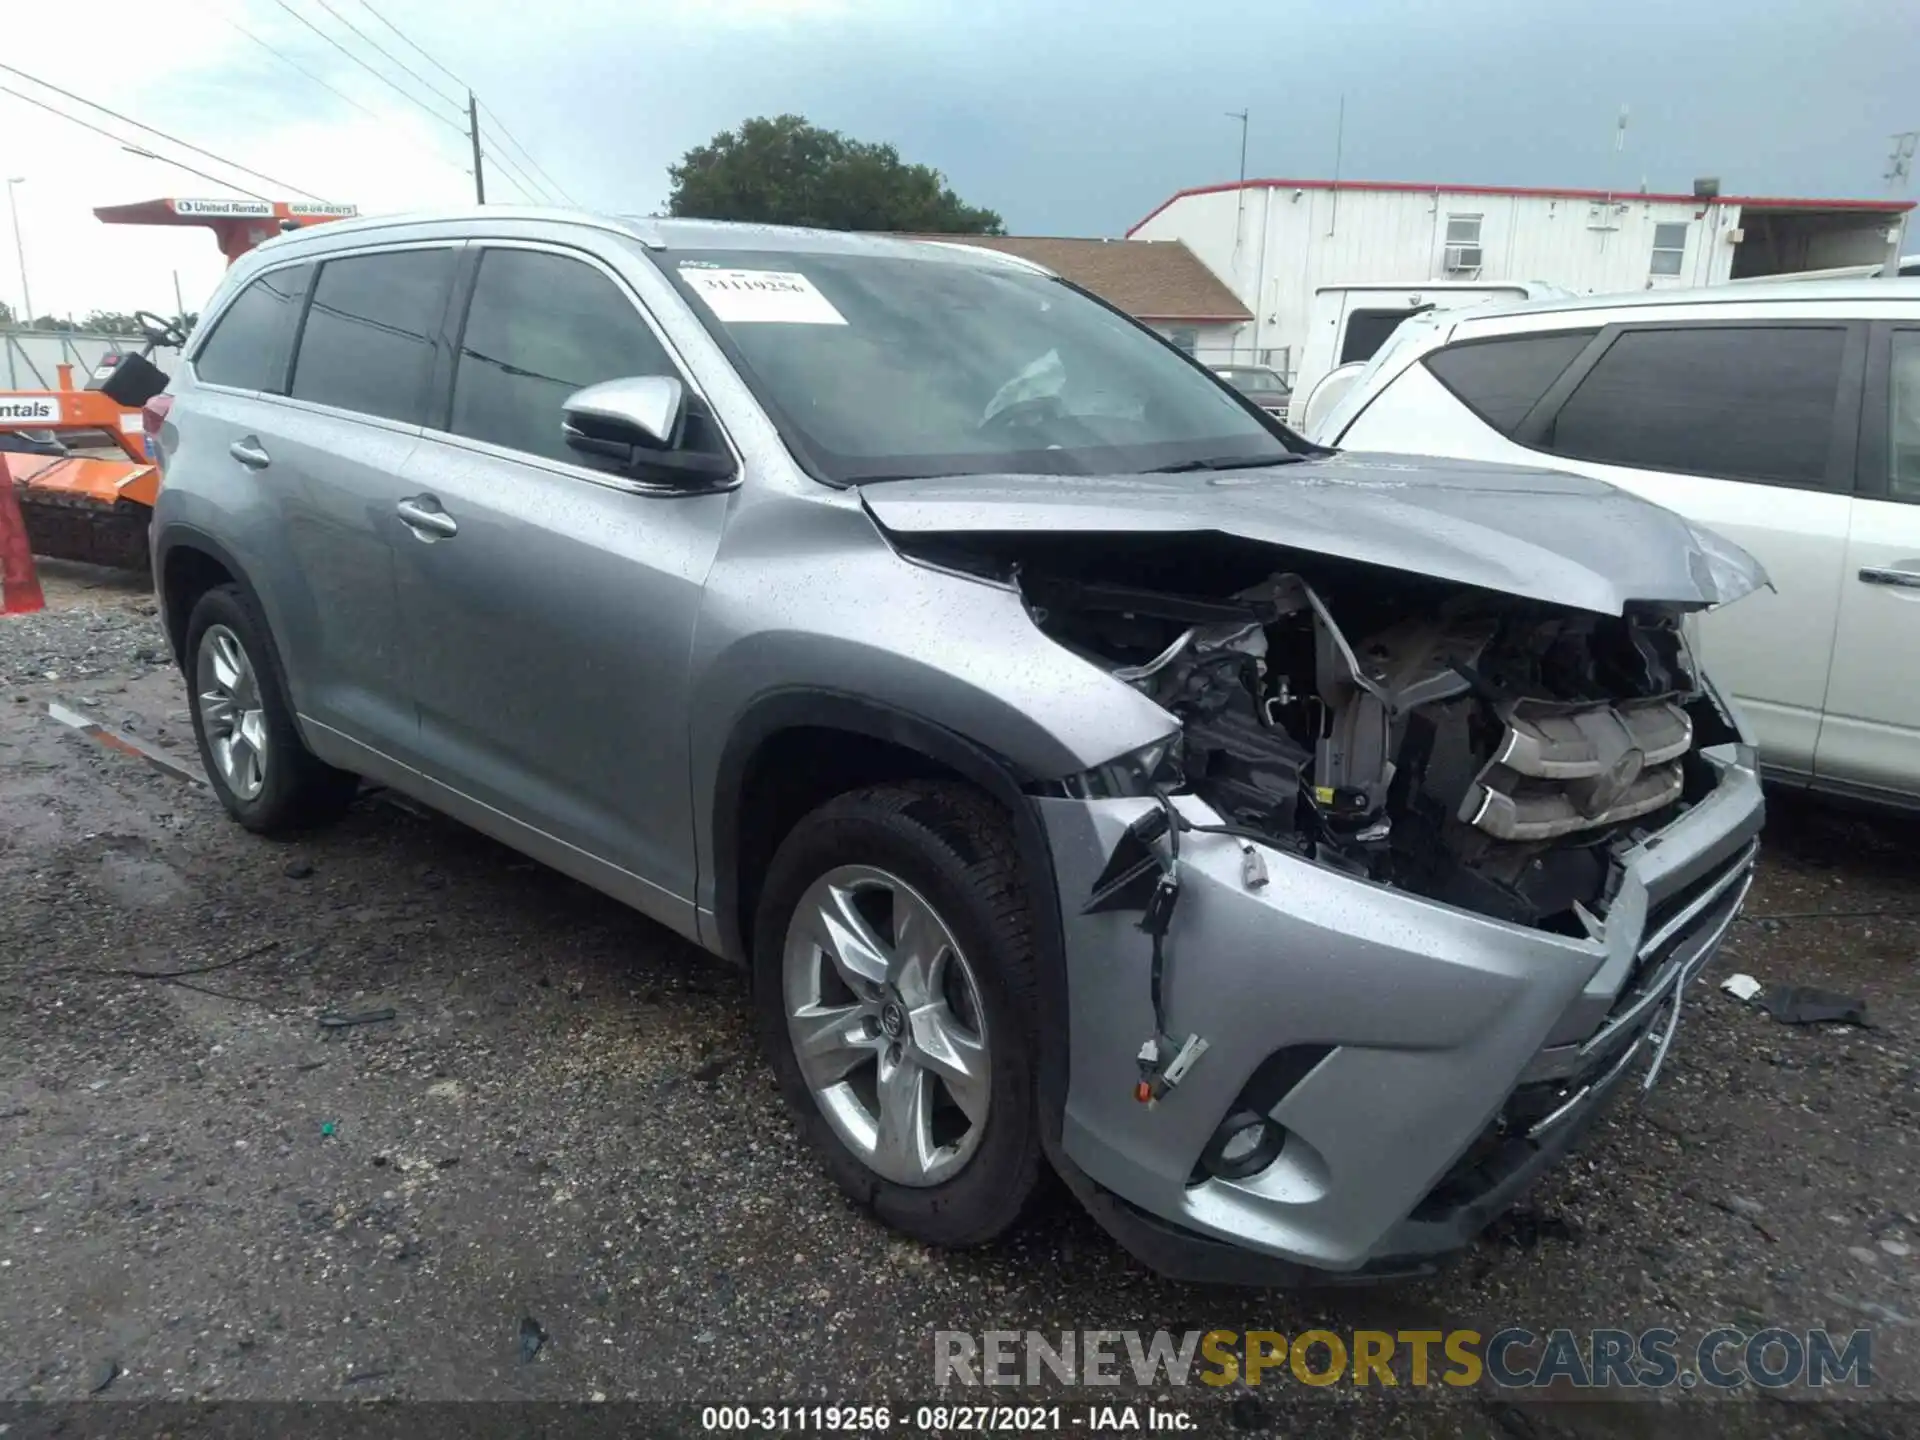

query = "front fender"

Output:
[[686, 491, 1174, 925]]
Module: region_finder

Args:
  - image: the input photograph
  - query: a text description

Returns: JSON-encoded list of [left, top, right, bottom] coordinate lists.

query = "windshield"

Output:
[[660, 248, 1295, 484]]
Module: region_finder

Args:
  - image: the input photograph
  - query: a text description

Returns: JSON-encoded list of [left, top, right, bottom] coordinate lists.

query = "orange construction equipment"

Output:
[[2, 197, 356, 573]]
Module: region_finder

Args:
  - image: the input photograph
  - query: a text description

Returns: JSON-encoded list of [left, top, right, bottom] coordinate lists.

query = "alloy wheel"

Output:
[[782, 864, 991, 1187], [196, 623, 269, 800]]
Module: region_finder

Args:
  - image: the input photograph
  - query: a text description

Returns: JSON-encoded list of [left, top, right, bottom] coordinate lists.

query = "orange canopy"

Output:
[[92, 198, 358, 265]]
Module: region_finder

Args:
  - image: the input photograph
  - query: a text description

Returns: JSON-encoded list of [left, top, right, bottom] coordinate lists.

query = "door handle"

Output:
[[1859, 566, 1920, 590], [396, 497, 458, 539], [228, 437, 271, 469]]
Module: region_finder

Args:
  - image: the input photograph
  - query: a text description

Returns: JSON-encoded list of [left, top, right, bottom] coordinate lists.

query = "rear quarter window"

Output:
[[1423, 329, 1597, 436], [191, 264, 312, 391]]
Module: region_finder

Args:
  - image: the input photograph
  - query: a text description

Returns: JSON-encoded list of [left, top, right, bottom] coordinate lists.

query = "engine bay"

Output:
[[975, 533, 1741, 934]]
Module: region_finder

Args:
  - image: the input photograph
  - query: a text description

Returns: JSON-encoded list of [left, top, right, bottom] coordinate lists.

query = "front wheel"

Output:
[[753, 782, 1043, 1247]]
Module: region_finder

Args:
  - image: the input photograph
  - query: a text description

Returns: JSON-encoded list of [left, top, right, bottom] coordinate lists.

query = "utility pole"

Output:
[[1885, 131, 1916, 276], [5, 177, 31, 325], [1227, 109, 1249, 264], [467, 91, 486, 204], [1327, 95, 1345, 238]]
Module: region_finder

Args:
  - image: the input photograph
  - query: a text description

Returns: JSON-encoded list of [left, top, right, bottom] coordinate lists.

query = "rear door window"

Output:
[[192, 263, 311, 391], [1424, 330, 1597, 435], [1546, 325, 1847, 486], [289, 249, 454, 425], [448, 247, 683, 465]]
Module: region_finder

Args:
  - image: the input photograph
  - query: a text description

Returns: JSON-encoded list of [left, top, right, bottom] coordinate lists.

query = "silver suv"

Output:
[[151, 210, 1767, 1282]]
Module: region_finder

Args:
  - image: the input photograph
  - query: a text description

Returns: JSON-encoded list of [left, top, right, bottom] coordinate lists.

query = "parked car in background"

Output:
[[150, 211, 1765, 1283], [1313, 279, 1920, 811], [1210, 362, 1290, 417]]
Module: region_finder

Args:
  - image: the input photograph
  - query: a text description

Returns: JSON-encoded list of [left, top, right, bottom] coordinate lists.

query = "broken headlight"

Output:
[[1047, 734, 1185, 801]]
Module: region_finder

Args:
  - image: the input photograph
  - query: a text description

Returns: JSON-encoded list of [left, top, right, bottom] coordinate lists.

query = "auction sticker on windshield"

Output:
[[679, 267, 847, 325]]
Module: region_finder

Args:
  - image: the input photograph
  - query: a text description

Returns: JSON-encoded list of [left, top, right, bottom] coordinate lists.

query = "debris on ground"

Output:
[[317, 1007, 396, 1029], [1710, 1194, 1777, 1243], [1485, 1209, 1581, 1250], [519, 1315, 547, 1364], [1719, 972, 1763, 1002], [1758, 985, 1869, 1027], [87, 1358, 119, 1394]]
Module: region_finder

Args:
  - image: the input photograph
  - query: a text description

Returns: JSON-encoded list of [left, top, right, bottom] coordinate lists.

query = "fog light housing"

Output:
[[1199, 1108, 1286, 1181]]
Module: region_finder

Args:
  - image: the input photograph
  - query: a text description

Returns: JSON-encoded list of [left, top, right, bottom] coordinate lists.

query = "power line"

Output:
[[310, 0, 461, 109], [479, 154, 538, 204], [479, 141, 552, 205], [193, 1, 473, 185], [0, 60, 325, 199], [207, 4, 384, 123], [353, 0, 577, 207], [479, 101, 577, 206], [0, 83, 273, 201], [354, 0, 470, 91], [264, 0, 465, 135]]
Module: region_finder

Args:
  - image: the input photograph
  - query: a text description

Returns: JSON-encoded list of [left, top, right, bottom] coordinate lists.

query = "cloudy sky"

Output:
[[3, 0, 1915, 321]]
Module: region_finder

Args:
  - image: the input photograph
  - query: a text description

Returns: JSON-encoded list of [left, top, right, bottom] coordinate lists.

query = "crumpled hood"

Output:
[[858, 452, 1769, 615]]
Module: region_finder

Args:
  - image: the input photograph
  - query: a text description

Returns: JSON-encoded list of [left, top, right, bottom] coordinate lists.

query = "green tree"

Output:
[[0, 298, 13, 327], [667, 115, 1003, 234]]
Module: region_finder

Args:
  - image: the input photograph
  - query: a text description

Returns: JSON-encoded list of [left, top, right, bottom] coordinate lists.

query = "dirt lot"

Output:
[[2, 562, 1917, 1436]]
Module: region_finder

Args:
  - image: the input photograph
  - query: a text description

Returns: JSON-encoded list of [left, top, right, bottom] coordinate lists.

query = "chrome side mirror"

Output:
[[561, 375, 735, 488], [563, 375, 686, 453]]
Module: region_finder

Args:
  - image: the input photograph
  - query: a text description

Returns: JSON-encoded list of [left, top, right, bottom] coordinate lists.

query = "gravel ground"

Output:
[[2, 562, 1917, 1437]]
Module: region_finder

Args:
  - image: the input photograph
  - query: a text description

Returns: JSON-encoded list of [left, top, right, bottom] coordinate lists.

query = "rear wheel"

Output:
[[185, 584, 356, 833], [753, 782, 1043, 1247]]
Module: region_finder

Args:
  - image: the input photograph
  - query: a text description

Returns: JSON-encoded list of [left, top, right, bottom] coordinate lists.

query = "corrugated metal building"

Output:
[[1128, 178, 1914, 378]]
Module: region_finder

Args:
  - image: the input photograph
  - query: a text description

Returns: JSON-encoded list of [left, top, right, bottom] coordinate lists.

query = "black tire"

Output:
[[183, 584, 357, 834], [752, 781, 1043, 1248]]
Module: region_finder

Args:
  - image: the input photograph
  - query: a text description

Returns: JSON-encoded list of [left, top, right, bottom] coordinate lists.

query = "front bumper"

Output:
[[1037, 743, 1764, 1281]]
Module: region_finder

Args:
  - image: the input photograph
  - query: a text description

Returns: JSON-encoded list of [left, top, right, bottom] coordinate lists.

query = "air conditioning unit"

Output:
[[1443, 244, 1483, 272]]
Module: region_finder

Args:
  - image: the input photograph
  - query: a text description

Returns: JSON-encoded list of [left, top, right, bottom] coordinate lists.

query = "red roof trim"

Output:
[[1126, 179, 1916, 236]]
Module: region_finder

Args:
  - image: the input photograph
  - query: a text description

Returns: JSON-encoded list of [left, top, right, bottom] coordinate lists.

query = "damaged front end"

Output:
[[1018, 535, 1742, 937], [885, 522, 1764, 1279]]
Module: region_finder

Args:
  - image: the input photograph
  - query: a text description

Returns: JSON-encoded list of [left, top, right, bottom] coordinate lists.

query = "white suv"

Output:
[[1313, 279, 1920, 811]]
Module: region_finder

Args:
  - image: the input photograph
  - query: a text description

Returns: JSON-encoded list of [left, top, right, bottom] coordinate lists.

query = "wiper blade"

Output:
[[1143, 453, 1304, 474]]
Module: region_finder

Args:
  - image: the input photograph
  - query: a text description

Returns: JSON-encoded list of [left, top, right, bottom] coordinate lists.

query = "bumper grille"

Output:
[[1462, 700, 1693, 842]]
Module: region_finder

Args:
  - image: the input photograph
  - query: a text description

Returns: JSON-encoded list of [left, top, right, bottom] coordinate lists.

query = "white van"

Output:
[[1288, 281, 1568, 431], [1313, 278, 1920, 810]]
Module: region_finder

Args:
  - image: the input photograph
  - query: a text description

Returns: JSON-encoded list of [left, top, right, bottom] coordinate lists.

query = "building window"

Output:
[[1163, 326, 1199, 355], [1444, 215, 1483, 273], [1650, 222, 1689, 277]]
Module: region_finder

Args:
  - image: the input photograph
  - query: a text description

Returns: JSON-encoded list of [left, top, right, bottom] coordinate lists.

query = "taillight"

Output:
[[142, 394, 173, 464]]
